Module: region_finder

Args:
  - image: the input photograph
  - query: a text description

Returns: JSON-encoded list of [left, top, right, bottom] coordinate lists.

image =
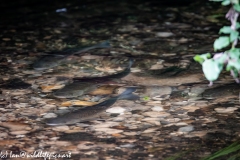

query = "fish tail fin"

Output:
[[118, 87, 139, 100]]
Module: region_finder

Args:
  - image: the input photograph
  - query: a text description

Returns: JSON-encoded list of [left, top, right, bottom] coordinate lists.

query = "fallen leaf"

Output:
[[61, 101, 97, 107]]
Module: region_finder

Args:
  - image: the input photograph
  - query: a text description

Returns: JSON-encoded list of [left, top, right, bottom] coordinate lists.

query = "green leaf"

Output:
[[202, 59, 223, 81], [230, 31, 239, 42], [201, 141, 240, 160], [194, 55, 204, 64], [234, 4, 240, 12], [201, 53, 212, 59], [213, 36, 230, 51], [222, 0, 231, 5], [230, 0, 239, 4], [236, 22, 240, 29], [214, 52, 228, 63], [219, 26, 232, 33], [194, 53, 212, 64], [229, 48, 240, 59], [226, 60, 240, 71], [209, 0, 224, 1], [231, 68, 239, 78]]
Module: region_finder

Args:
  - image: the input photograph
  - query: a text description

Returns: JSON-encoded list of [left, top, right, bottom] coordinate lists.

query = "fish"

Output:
[[121, 71, 204, 86], [45, 87, 139, 126], [53, 58, 133, 98], [33, 41, 111, 70]]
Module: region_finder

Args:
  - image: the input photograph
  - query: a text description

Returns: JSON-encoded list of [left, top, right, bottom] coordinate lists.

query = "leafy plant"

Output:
[[194, 0, 240, 86], [201, 140, 240, 160]]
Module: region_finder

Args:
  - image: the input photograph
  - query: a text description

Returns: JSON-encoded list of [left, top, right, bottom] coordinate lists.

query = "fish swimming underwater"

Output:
[[45, 87, 139, 126], [33, 41, 111, 70], [53, 58, 133, 98]]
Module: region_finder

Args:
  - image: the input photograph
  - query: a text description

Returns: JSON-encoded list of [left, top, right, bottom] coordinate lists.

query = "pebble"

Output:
[[151, 106, 164, 112], [214, 107, 238, 114], [131, 114, 144, 118], [106, 107, 126, 114], [10, 90, 31, 96], [185, 131, 208, 138], [77, 142, 98, 150], [94, 128, 123, 134], [142, 117, 162, 122], [43, 113, 57, 118], [84, 151, 98, 155], [0, 132, 8, 138], [131, 68, 142, 72], [156, 32, 174, 37], [22, 70, 38, 74], [10, 130, 30, 135], [147, 121, 161, 126], [42, 104, 57, 109], [202, 117, 218, 123], [91, 122, 119, 128], [118, 24, 137, 32], [52, 126, 70, 132], [172, 101, 189, 106], [178, 125, 194, 132], [152, 95, 170, 101], [123, 132, 138, 136], [46, 141, 71, 147], [175, 122, 188, 126], [129, 102, 151, 111], [181, 105, 200, 112], [75, 123, 91, 127], [164, 118, 181, 123], [143, 112, 170, 118], [145, 101, 162, 106], [142, 127, 159, 133], [120, 144, 136, 148], [0, 122, 31, 131], [111, 116, 126, 122], [14, 103, 28, 108], [150, 64, 164, 70]]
